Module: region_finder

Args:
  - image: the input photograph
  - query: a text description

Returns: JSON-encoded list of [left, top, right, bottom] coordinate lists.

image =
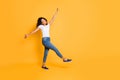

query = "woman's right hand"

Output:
[[24, 34, 29, 39]]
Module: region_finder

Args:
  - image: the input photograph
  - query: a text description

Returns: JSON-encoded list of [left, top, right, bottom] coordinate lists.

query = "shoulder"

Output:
[[38, 25, 43, 29], [47, 23, 50, 26]]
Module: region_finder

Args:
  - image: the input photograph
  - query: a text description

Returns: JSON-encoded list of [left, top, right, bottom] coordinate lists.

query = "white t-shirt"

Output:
[[38, 23, 50, 37]]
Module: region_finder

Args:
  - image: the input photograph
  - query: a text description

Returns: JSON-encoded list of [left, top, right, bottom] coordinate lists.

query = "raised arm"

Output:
[[24, 27, 39, 39], [49, 8, 59, 25]]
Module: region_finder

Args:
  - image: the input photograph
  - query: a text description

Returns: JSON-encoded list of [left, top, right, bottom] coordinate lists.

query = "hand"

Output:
[[24, 34, 29, 39]]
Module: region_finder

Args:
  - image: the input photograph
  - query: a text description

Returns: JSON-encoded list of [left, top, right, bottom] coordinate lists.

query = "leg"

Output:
[[42, 47, 49, 67], [42, 37, 72, 63], [45, 42, 72, 62], [45, 41, 63, 58]]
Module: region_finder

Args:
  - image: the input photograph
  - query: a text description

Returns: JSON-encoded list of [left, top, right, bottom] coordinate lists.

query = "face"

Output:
[[41, 19, 47, 25]]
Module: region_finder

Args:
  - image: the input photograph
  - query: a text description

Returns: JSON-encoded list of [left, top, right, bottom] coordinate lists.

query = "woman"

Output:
[[24, 8, 72, 70]]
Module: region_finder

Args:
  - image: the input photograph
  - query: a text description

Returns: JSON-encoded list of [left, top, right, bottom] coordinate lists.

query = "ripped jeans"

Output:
[[42, 37, 63, 62]]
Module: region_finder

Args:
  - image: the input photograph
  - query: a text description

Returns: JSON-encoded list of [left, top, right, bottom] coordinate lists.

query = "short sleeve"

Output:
[[47, 23, 50, 27], [38, 25, 42, 29]]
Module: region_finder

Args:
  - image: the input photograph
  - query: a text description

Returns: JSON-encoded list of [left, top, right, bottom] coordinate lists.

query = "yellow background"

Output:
[[0, 0, 120, 80]]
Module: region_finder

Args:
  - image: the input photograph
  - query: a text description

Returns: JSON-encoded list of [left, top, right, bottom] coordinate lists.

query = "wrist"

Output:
[[27, 34, 30, 36]]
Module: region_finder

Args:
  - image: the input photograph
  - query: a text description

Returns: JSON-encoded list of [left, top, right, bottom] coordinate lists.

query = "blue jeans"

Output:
[[42, 37, 63, 63]]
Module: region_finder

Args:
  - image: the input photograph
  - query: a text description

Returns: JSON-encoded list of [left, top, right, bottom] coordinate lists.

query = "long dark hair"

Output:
[[36, 17, 48, 28]]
